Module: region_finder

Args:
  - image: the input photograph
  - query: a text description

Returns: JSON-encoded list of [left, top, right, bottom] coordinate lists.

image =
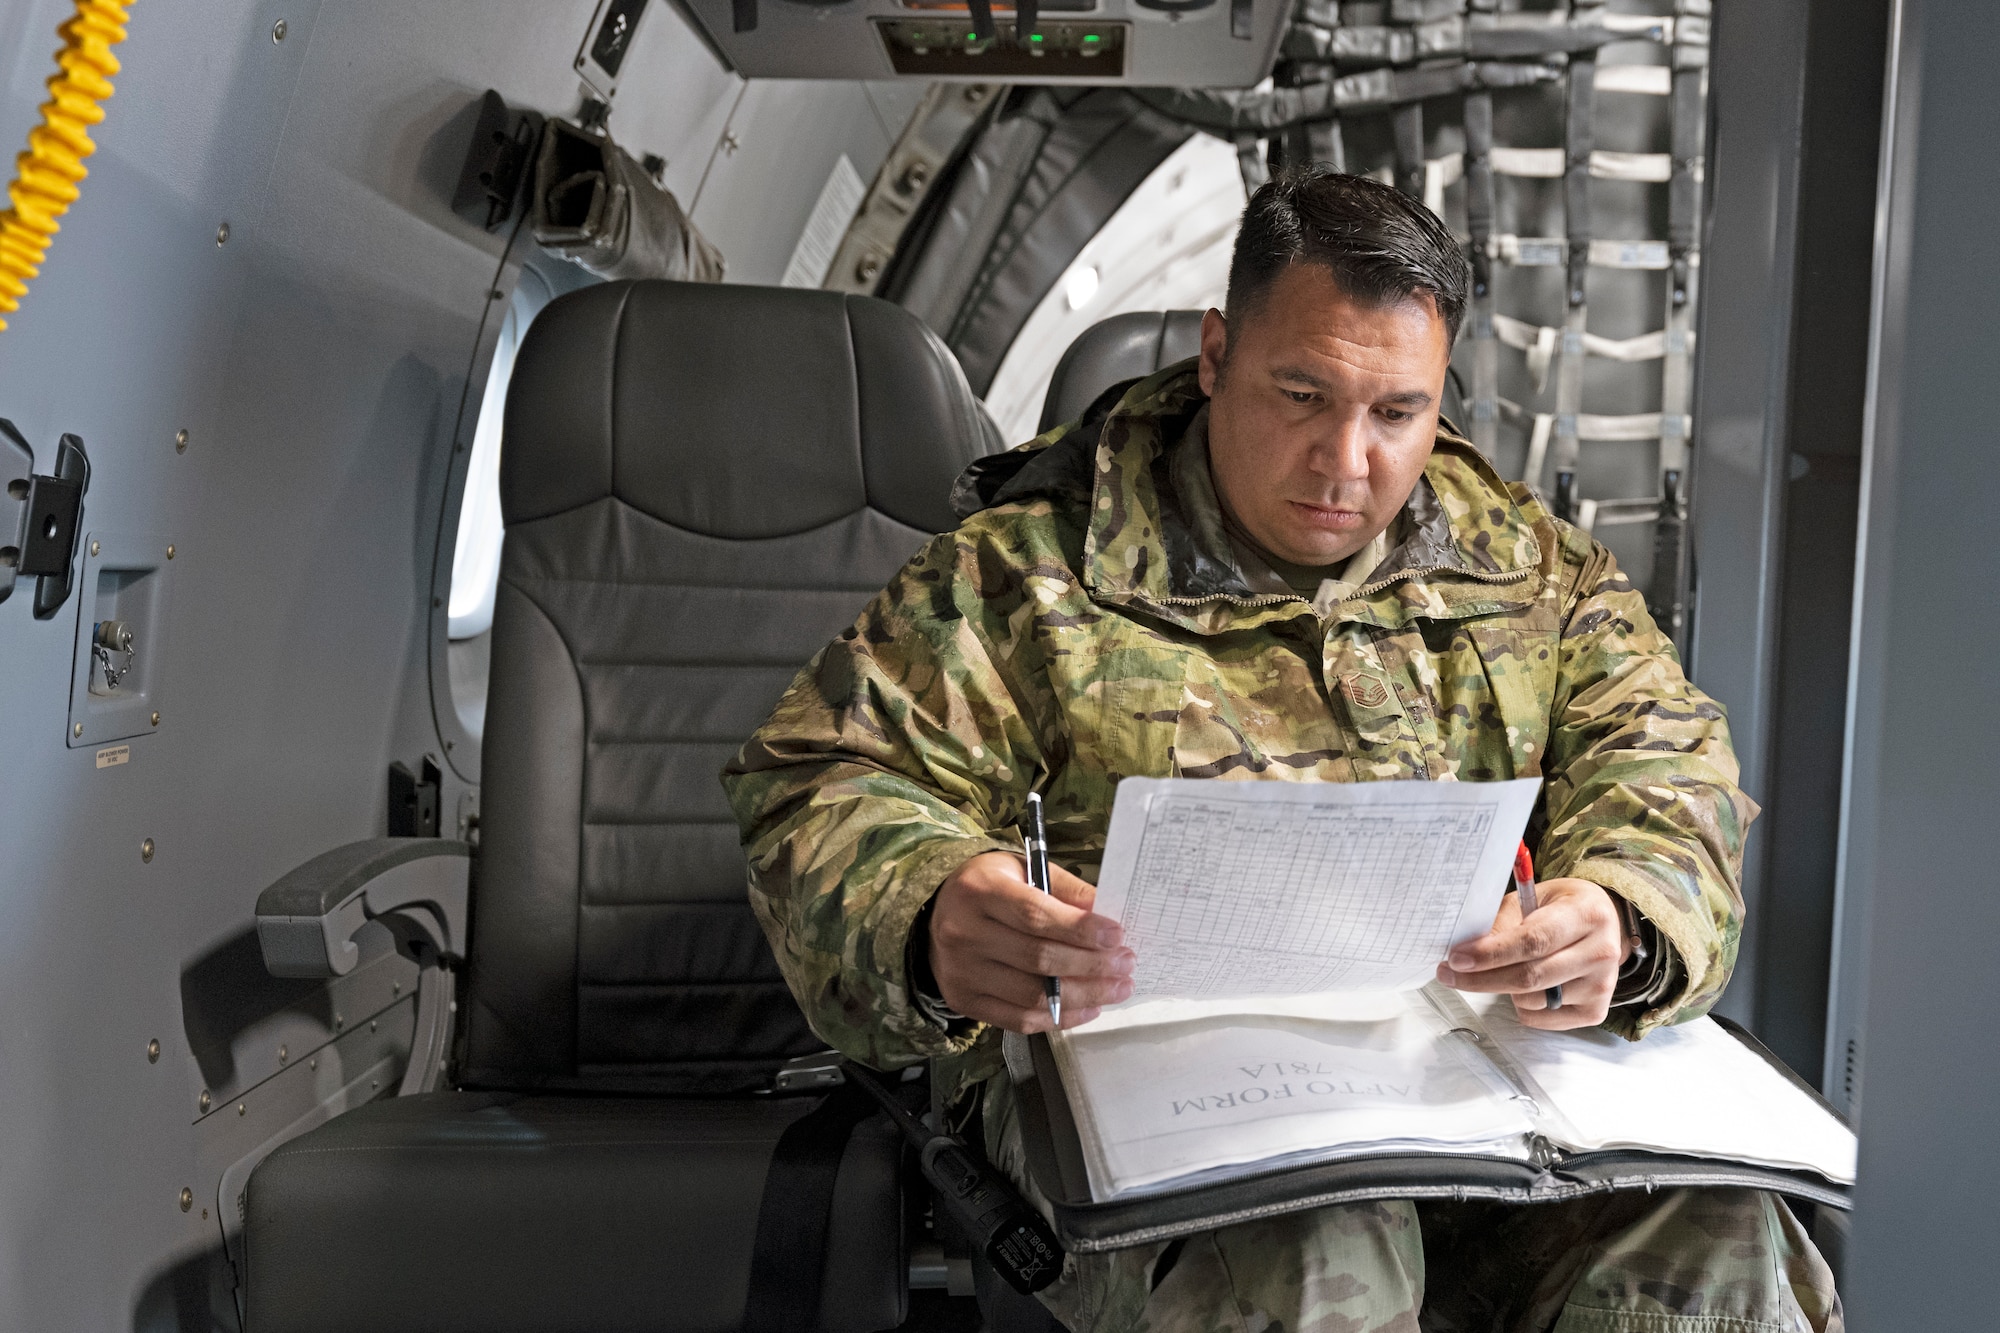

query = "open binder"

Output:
[[1003, 994, 1855, 1255]]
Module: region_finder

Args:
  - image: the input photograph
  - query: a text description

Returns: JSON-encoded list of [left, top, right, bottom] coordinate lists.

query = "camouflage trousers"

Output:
[[985, 1083, 1842, 1333]]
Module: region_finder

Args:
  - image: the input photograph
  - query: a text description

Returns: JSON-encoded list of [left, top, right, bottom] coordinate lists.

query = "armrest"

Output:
[[256, 837, 470, 978]]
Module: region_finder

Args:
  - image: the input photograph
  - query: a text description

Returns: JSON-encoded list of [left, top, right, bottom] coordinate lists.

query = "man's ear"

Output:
[[1197, 308, 1229, 396]]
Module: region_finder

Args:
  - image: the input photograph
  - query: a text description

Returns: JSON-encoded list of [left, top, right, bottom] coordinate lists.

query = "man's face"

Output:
[[1197, 264, 1451, 568]]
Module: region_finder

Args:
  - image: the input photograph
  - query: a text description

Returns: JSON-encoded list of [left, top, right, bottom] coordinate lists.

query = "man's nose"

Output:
[[1306, 413, 1372, 482]]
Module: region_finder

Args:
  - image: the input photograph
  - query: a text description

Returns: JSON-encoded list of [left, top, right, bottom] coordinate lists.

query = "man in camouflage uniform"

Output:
[[724, 170, 1840, 1332]]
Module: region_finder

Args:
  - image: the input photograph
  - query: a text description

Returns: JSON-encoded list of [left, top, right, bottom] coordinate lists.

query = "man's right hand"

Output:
[[928, 850, 1134, 1033]]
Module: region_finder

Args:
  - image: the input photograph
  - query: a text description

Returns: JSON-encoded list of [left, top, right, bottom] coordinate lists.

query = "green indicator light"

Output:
[[1083, 33, 1100, 41], [967, 30, 978, 38], [1029, 32, 1043, 40]]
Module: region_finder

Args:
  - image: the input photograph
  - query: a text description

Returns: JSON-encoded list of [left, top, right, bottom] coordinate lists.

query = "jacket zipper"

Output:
[[1150, 562, 1534, 611]]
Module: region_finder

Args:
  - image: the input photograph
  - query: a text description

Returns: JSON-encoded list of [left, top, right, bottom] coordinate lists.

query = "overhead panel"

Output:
[[679, 0, 1288, 86]]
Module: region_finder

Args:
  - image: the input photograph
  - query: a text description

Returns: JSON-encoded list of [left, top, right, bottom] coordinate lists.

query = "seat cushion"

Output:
[[242, 1092, 904, 1333]]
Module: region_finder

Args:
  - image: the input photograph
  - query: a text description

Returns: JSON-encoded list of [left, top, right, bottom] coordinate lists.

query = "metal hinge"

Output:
[[0, 419, 90, 618]]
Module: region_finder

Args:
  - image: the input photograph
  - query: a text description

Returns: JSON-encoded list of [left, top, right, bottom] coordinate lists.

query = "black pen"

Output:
[[1022, 792, 1061, 1026]]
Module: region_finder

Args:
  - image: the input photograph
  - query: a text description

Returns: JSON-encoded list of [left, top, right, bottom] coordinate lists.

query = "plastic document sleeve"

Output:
[[1001, 1019, 1853, 1256]]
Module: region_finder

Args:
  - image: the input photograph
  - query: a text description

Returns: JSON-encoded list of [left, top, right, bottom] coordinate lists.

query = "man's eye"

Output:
[[1285, 390, 1316, 405], [1380, 408, 1412, 424]]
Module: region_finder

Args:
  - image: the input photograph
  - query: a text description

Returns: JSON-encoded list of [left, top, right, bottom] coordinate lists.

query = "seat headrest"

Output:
[[1039, 309, 1207, 434], [503, 281, 1000, 538]]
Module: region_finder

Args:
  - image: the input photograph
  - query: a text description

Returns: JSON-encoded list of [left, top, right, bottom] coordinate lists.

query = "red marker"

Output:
[[1512, 843, 1562, 1012]]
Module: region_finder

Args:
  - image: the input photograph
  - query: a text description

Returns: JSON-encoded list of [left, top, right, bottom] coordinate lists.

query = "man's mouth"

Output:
[[1287, 500, 1366, 531]]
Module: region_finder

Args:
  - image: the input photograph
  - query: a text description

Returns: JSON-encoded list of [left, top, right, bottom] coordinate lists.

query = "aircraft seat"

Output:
[[241, 281, 1001, 1333], [1037, 310, 1204, 435]]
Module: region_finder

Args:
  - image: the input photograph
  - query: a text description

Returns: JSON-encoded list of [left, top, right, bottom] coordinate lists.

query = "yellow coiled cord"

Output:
[[0, 0, 135, 333]]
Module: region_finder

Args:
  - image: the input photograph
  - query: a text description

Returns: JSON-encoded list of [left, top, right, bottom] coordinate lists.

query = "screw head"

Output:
[[72, 723, 82, 737], [369, 1018, 378, 1033], [165, 544, 175, 559], [335, 1014, 344, 1030], [147, 1038, 161, 1063], [237, 1102, 246, 1116], [855, 254, 884, 283], [199, 1089, 211, 1112], [141, 837, 155, 863], [179, 1188, 193, 1213], [150, 711, 160, 726], [272, 17, 287, 41], [89, 539, 100, 556], [278, 1044, 288, 1063], [216, 222, 230, 246], [309, 1057, 318, 1070], [175, 429, 188, 453]]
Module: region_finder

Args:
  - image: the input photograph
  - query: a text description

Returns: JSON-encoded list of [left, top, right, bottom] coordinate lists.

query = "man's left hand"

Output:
[[1436, 878, 1632, 1030]]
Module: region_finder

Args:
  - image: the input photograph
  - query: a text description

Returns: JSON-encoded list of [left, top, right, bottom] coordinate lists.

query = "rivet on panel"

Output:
[[392, 981, 401, 996], [165, 545, 175, 559], [278, 1044, 288, 1064], [179, 1188, 193, 1213], [237, 1103, 245, 1116], [89, 539, 99, 556], [147, 1038, 160, 1064], [72, 722, 82, 737], [369, 1018, 378, 1033], [272, 17, 287, 41], [309, 1057, 318, 1070], [199, 1089, 211, 1112], [335, 1014, 344, 1030], [216, 223, 230, 246], [174, 429, 188, 453], [151, 712, 160, 726], [141, 837, 155, 862]]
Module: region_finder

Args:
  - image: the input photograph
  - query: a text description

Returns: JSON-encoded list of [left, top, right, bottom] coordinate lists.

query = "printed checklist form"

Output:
[[1090, 777, 1544, 1005]]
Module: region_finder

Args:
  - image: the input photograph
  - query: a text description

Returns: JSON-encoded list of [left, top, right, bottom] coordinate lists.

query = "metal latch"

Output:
[[388, 756, 444, 837], [773, 1050, 848, 1093], [0, 419, 90, 618]]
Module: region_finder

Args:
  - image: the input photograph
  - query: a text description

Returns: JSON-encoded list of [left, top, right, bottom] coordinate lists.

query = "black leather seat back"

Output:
[[464, 280, 995, 1093], [1038, 309, 1204, 434]]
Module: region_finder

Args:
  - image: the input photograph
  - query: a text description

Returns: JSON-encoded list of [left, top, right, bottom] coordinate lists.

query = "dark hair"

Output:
[[1224, 168, 1469, 345]]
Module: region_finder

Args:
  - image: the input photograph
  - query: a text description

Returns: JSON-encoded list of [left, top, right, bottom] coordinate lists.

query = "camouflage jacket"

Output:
[[724, 364, 1754, 1096]]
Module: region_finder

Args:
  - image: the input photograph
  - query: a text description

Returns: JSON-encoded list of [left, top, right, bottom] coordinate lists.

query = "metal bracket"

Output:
[[388, 755, 443, 837], [0, 419, 90, 618], [451, 90, 545, 232]]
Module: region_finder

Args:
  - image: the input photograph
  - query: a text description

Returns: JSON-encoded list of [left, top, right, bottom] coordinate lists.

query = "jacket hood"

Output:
[[954, 362, 1545, 635]]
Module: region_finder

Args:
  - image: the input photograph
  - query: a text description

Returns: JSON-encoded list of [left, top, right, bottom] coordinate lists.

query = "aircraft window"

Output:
[[443, 264, 575, 745], [449, 269, 551, 643], [981, 131, 1246, 444]]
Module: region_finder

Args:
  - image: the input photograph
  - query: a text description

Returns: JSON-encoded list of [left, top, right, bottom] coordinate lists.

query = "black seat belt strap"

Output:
[[742, 1081, 877, 1333]]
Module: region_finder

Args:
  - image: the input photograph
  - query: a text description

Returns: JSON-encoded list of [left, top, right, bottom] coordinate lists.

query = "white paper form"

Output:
[[1091, 777, 1542, 1004]]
